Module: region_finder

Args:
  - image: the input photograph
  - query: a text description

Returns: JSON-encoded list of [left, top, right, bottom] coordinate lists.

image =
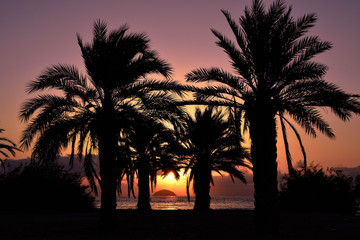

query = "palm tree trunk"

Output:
[[98, 94, 118, 223], [137, 153, 151, 211], [98, 135, 117, 221], [249, 107, 279, 233], [193, 157, 211, 211]]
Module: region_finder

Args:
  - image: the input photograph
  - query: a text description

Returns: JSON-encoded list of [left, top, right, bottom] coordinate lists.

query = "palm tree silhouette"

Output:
[[178, 107, 249, 211], [119, 110, 183, 211], [0, 128, 20, 173], [186, 0, 360, 231], [19, 20, 183, 219]]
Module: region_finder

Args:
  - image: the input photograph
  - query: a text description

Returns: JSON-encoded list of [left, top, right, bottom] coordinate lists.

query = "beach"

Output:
[[0, 210, 359, 240]]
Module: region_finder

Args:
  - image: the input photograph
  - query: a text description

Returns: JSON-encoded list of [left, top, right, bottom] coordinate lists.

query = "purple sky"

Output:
[[1, 0, 360, 172]]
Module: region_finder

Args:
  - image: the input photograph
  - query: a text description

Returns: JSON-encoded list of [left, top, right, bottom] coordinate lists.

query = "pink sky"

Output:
[[1, 0, 360, 173]]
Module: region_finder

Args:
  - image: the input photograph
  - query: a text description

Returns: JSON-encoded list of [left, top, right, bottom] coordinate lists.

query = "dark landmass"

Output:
[[0, 210, 359, 240], [153, 189, 177, 196]]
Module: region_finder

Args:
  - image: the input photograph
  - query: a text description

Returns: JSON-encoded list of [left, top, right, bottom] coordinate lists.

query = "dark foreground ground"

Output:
[[0, 210, 359, 240]]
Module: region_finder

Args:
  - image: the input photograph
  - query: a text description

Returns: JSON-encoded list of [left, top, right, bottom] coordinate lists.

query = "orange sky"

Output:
[[156, 172, 189, 196], [1, 0, 360, 174], [115, 170, 254, 197]]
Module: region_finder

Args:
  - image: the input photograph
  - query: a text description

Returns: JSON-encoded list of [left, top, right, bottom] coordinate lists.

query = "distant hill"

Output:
[[334, 166, 360, 178], [153, 189, 176, 196], [1, 156, 99, 175]]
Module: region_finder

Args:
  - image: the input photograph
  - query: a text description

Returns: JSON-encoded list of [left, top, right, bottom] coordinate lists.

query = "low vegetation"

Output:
[[279, 164, 359, 214], [0, 162, 94, 213]]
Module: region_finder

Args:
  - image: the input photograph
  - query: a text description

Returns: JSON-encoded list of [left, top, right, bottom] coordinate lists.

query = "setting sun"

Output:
[[166, 172, 176, 181]]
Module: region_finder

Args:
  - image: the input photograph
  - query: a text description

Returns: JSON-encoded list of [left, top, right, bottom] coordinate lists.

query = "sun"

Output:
[[166, 172, 176, 181]]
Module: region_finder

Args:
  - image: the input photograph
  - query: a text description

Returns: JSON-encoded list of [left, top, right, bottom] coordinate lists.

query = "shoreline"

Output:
[[94, 195, 255, 211], [1, 209, 359, 239]]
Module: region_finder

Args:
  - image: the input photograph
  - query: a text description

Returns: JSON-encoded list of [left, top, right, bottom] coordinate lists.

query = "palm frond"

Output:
[[211, 29, 254, 88], [127, 50, 173, 79], [93, 19, 108, 44], [26, 64, 87, 94], [279, 113, 294, 175], [280, 115, 307, 172], [83, 149, 99, 195], [19, 94, 74, 122], [287, 106, 334, 138]]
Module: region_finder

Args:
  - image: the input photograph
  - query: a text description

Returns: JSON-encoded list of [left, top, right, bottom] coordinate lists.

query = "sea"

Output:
[[94, 196, 254, 210]]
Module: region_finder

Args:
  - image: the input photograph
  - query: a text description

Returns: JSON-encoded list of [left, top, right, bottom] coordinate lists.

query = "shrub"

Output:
[[0, 162, 94, 213], [354, 175, 360, 198], [279, 164, 356, 214]]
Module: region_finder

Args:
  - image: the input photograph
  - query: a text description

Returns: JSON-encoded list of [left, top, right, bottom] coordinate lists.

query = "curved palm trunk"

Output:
[[249, 106, 279, 233], [193, 157, 211, 211], [137, 153, 151, 211]]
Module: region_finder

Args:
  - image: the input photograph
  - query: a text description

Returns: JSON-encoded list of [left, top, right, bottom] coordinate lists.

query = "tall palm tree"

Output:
[[119, 111, 184, 211], [178, 107, 249, 211], [0, 128, 20, 173], [186, 0, 360, 231], [19, 20, 184, 218]]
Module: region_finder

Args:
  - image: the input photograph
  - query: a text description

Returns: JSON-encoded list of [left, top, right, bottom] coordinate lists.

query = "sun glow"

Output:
[[154, 170, 189, 196], [166, 172, 176, 181]]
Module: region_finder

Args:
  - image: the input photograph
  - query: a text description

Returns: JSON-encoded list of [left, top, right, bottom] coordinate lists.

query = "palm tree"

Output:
[[178, 107, 249, 211], [0, 128, 20, 173], [19, 20, 184, 218], [186, 0, 360, 231], [121, 112, 183, 211]]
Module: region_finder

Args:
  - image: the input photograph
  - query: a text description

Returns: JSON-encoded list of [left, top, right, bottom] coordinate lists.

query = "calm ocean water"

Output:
[[95, 196, 254, 210]]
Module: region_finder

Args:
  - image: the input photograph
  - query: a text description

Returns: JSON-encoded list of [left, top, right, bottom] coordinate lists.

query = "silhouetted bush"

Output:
[[0, 162, 94, 213], [354, 175, 360, 197], [279, 164, 356, 214]]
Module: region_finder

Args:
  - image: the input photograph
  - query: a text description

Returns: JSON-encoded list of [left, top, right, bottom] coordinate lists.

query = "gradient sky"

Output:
[[1, 0, 360, 175]]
